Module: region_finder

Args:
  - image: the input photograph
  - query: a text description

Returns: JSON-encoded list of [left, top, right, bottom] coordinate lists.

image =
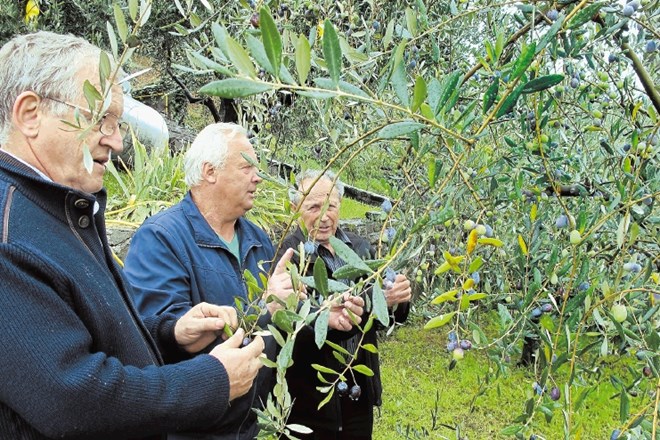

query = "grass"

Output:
[[340, 197, 376, 219], [373, 315, 653, 440]]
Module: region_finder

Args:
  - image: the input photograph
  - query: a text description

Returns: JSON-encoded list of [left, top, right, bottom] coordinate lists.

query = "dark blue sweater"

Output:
[[0, 152, 231, 440]]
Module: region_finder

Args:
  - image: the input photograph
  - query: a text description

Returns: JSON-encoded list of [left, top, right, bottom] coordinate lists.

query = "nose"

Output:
[[253, 170, 263, 184], [101, 128, 124, 154]]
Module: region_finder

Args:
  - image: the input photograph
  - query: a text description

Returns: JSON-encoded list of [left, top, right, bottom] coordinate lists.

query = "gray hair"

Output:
[[289, 169, 345, 205], [183, 123, 247, 187], [0, 31, 112, 145]]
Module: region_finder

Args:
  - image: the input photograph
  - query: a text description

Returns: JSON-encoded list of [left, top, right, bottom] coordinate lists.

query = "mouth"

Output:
[[93, 158, 108, 170]]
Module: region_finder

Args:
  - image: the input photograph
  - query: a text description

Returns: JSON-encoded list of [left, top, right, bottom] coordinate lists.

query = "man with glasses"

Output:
[[0, 31, 265, 439]]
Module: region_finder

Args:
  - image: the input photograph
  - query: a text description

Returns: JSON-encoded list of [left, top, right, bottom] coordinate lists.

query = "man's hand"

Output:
[[385, 274, 412, 307], [264, 248, 307, 314], [328, 292, 365, 331], [174, 302, 238, 353], [209, 329, 265, 401]]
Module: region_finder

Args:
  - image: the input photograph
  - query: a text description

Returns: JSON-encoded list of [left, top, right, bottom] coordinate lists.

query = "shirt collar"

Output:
[[1, 150, 52, 182]]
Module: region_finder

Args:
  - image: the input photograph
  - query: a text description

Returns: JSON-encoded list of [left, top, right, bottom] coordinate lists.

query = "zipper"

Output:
[[2, 185, 15, 243]]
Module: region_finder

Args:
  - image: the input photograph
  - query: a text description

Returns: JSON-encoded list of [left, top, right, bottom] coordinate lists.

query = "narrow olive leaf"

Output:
[[313, 257, 329, 298], [426, 77, 441, 112], [567, 2, 604, 29], [317, 386, 334, 410], [390, 61, 409, 108], [199, 79, 272, 98], [82, 145, 94, 174], [522, 74, 564, 93], [287, 424, 313, 435], [361, 343, 378, 353], [106, 22, 119, 60], [428, 157, 437, 188], [226, 36, 257, 78], [324, 339, 351, 356], [483, 80, 499, 114], [411, 76, 427, 112], [424, 311, 457, 330], [496, 82, 526, 118], [138, 0, 151, 26], [188, 51, 233, 76], [313, 78, 370, 98], [295, 90, 336, 99], [437, 71, 461, 114], [378, 121, 425, 139], [314, 309, 329, 349], [99, 52, 111, 85], [128, 0, 138, 22], [279, 64, 298, 86], [383, 19, 395, 48], [372, 281, 390, 327], [112, 2, 128, 43], [510, 42, 536, 81], [405, 7, 417, 37], [278, 339, 294, 369], [211, 22, 230, 59], [328, 236, 372, 273], [353, 364, 375, 377], [295, 34, 311, 85], [259, 7, 281, 81], [301, 276, 350, 292], [536, 15, 565, 54], [83, 80, 102, 110], [332, 265, 371, 280], [322, 20, 342, 86], [245, 34, 274, 75]]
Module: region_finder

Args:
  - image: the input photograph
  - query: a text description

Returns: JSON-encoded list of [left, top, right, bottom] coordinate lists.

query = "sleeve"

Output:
[[0, 244, 230, 439], [123, 222, 194, 319]]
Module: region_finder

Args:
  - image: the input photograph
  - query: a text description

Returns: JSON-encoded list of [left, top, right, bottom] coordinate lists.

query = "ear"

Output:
[[12, 91, 42, 138], [201, 162, 217, 184]]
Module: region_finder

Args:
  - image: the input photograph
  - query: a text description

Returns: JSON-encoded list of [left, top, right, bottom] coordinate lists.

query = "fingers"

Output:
[[196, 302, 239, 329], [273, 248, 294, 275], [218, 328, 246, 350]]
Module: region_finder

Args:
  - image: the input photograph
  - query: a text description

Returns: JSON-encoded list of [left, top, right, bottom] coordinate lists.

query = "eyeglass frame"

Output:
[[40, 96, 129, 137]]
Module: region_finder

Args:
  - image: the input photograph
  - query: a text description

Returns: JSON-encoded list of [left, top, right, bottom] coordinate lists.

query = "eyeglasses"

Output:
[[41, 96, 129, 137]]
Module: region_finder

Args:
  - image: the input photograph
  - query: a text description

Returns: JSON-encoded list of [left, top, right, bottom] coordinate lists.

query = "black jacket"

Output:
[[276, 227, 409, 433]]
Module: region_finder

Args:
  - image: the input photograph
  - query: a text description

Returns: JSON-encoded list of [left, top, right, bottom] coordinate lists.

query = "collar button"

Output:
[[78, 216, 90, 228], [74, 199, 90, 209]]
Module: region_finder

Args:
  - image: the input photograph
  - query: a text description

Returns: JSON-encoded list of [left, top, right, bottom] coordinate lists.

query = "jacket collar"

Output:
[[180, 191, 262, 254], [0, 150, 106, 224]]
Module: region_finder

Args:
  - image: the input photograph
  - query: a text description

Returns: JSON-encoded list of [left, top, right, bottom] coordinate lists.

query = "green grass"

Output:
[[373, 317, 652, 439], [340, 197, 376, 219]]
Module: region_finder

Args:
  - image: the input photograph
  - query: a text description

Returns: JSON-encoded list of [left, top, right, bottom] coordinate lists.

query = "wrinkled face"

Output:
[[297, 178, 341, 245], [36, 62, 124, 193], [214, 132, 262, 217]]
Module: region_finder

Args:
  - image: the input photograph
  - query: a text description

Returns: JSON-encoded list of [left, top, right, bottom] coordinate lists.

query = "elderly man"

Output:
[[276, 169, 412, 440], [0, 32, 265, 440], [124, 124, 365, 439]]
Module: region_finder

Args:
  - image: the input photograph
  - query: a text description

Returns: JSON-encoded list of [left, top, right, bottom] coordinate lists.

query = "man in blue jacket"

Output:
[[124, 123, 368, 439], [0, 31, 265, 440]]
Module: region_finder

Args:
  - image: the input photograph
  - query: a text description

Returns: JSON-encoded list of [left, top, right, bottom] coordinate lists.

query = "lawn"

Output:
[[373, 316, 650, 439]]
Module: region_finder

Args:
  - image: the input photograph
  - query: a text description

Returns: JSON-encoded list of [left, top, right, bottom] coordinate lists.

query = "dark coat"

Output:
[[0, 152, 230, 440], [124, 192, 279, 439], [276, 226, 409, 433]]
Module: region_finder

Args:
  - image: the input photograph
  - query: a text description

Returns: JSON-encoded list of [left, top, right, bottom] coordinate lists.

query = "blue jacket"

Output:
[[0, 152, 231, 440], [123, 192, 276, 440], [124, 192, 275, 318]]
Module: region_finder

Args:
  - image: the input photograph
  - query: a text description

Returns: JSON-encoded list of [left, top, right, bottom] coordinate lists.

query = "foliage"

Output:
[[179, 2, 659, 438], [5, 0, 658, 438]]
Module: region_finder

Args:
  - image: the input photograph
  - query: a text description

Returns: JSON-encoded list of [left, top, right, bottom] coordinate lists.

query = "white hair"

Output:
[[183, 123, 247, 187], [0, 31, 116, 145], [289, 169, 345, 205]]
